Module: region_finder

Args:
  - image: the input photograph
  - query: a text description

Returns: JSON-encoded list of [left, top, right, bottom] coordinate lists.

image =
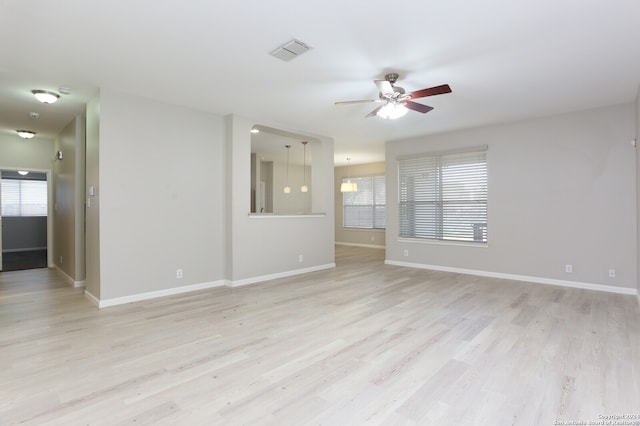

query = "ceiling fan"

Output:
[[335, 73, 452, 119]]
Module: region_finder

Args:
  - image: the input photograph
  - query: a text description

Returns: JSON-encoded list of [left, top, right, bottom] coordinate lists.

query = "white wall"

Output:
[[386, 103, 637, 291], [94, 89, 225, 300], [225, 114, 335, 283], [335, 161, 386, 247], [0, 134, 54, 170]]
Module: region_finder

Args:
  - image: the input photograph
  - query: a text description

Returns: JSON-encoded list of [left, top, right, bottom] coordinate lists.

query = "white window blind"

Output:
[[1, 179, 48, 216], [398, 147, 487, 242], [343, 175, 386, 229]]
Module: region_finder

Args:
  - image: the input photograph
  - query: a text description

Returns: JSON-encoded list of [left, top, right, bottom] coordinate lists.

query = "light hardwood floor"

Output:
[[1, 246, 639, 425]]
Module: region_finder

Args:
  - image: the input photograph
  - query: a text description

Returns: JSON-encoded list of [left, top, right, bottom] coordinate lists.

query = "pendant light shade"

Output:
[[340, 181, 358, 192], [340, 157, 358, 192]]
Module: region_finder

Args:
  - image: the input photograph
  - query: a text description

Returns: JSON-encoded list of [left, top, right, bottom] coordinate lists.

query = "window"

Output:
[[398, 147, 487, 243], [1, 179, 48, 216], [343, 175, 386, 229]]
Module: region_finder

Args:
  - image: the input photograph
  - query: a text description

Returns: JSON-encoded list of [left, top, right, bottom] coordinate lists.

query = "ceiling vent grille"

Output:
[[270, 39, 311, 61]]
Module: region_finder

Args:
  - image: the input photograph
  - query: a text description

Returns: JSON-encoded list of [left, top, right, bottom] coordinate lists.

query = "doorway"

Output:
[[0, 170, 48, 272]]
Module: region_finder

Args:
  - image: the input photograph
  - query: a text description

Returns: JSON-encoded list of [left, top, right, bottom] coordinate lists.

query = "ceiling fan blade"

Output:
[[365, 105, 384, 118], [375, 80, 394, 95], [335, 99, 379, 105], [405, 100, 434, 114], [407, 84, 452, 100]]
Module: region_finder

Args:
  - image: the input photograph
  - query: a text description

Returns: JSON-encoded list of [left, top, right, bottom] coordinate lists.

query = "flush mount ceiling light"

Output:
[[18, 170, 29, 176], [32, 90, 60, 104], [17, 130, 36, 139], [250, 127, 260, 134]]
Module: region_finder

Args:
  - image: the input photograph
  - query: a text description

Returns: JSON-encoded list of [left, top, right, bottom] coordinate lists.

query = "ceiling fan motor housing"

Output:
[[385, 73, 400, 84]]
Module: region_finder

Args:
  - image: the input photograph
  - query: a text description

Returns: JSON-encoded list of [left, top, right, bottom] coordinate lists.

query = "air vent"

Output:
[[270, 39, 311, 61]]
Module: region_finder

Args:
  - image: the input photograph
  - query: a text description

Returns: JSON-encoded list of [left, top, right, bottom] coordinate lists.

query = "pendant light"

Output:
[[340, 157, 358, 192], [283, 145, 291, 194], [300, 141, 309, 193]]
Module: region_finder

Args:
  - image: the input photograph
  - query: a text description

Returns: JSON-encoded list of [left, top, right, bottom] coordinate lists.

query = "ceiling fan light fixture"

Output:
[[17, 129, 36, 139], [377, 102, 409, 119], [32, 90, 60, 104]]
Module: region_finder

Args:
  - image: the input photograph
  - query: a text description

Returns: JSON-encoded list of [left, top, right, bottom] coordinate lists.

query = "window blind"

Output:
[[343, 175, 386, 229], [398, 147, 487, 242], [1, 179, 48, 216]]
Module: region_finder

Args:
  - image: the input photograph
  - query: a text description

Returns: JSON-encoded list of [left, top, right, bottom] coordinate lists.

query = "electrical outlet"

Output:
[[403, 249, 409, 257], [176, 269, 183, 279], [371, 235, 375, 242], [565, 264, 573, 273], [608, 269, 616, 278], [298, 254, 304, 263]]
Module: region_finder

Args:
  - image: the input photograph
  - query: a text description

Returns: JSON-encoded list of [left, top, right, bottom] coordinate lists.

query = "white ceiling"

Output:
[[1, 0, 639, 166]]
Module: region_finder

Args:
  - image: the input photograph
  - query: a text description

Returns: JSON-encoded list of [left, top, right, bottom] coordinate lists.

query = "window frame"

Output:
[[0, 177, 48, 217], [397, 146, 488, 244], [342, 175, 386, 230]]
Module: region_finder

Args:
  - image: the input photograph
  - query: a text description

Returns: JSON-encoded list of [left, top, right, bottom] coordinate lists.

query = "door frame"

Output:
[[0, 167, 53, 270]]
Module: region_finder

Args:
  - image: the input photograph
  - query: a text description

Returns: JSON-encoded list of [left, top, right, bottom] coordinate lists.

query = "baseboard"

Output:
[[336, 242, 385, 250], [228, 263, 336, 288], [90, 280, 227, 308], [84, 289, 100, 307], [54, 265, 85, 288], [384, 260, 638, 296]]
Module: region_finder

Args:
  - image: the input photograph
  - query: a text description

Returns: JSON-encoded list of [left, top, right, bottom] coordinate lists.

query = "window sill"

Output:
[[248, 213, 326, 219], [397, 237, 488, 248]]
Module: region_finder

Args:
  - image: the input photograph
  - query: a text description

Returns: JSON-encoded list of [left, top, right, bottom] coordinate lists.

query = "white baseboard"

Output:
[[336, 242, 385, 250], [228, 263, 336, 288], [84, 289, 100, 307], [85, 263, 338, 308], [384, 260, 638, 296], [88, 280, 226, 308], [55, 265, 85, 288]]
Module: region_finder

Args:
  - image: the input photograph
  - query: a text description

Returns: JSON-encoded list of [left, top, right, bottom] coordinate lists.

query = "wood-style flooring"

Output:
[[1, 246, 639, 425]]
